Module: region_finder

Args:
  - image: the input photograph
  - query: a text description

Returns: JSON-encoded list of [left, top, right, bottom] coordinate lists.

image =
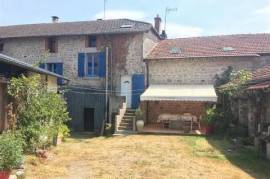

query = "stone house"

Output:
[[246, 65, 270, 158], [0, 53, 67, 132], [140, 34, 270, 134], [0, 17, 160, 132]]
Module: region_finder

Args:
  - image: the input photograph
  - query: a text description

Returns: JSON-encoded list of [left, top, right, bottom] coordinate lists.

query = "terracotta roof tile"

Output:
[[146, 34, 270, 59], [252, 65, 270, 82]]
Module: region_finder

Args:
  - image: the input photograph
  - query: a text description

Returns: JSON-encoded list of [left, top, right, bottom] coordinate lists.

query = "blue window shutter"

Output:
[[98, 52, 106, 77], [78, 53, 85, 77], [55, 63, 63, 85], [39, 63, 45, 69], [132, 74, 145, 109]]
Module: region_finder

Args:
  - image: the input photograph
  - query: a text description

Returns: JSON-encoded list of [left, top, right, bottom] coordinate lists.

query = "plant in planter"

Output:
[[135, 108, 144, 132], [0, 133, 23, 179], [202, 106, 218, 135]]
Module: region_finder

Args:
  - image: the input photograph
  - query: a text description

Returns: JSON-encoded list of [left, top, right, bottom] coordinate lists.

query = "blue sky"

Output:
[[1, 0, 270, 38]]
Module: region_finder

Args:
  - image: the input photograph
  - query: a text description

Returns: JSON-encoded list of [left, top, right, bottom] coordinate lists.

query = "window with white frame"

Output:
[[86, 53, 99, 77]]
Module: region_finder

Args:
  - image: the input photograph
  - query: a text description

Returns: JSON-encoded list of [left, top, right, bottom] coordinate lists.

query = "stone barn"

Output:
[[141, 34, 270, 134]]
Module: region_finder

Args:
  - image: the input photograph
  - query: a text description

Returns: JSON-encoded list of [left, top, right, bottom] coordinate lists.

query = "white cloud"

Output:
[[254, 6, 270, 15], [165, 23, 203, 38], [93, 10, 145, 20]]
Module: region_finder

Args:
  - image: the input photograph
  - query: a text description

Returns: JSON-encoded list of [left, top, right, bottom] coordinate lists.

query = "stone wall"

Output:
[[147, 56, 267, 85], [264, 93, 270, 123], [2, 32, 154, 90], [143, 30, 159, 58], [0, 83, 7, 132]]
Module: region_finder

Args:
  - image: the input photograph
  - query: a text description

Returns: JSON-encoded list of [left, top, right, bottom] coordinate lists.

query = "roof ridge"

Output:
[[0, 18, 151, 28], [164, 33, 270, 41]]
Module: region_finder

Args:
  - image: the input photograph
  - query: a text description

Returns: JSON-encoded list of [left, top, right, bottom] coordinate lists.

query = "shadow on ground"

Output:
[[206, 136, 270, 179]]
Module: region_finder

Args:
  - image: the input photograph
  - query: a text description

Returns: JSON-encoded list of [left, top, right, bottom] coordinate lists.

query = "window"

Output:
[[46, 37, 57, 53], [86, 53, 99, 77], [86, 36, 97, 47], [0, 43, 3, 52], [120, 24, 133, 28], [39, 63, 63, 85], [47, 63, 58, 73], [78, 52, 105, 78]]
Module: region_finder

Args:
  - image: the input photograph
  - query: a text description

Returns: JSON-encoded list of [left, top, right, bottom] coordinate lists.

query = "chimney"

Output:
[[160, 30, 167, 40], [51, 16, 59, 23], [154, 14, 161, 34]]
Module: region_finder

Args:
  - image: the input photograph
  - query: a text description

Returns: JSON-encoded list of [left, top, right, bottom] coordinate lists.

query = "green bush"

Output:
[[0, 133, 23, 171], [104, 123, 113, 136], [202, 107, 218, 126], [135, 108, 144, 121], [7, 75, 71, 152], [59, 124, 70, 141]]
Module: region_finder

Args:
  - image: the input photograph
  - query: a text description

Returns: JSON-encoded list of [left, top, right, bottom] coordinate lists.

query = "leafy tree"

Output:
[[7, 75, 70, 151], [214, 68, 252, 134]]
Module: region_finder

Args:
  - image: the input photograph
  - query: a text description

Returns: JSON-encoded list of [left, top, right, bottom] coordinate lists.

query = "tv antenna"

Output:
[[104, 0, 108, 19], [164, 7, 178, 31]]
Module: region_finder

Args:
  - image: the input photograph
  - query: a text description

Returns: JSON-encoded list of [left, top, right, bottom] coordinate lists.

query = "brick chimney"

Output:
[[51, 16, 59, 23], [154, 14, 161, 34]]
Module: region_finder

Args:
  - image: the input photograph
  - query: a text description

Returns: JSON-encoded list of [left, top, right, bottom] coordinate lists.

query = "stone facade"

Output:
[[1, 30, 159, 132], [147, 56, 270, 85], [2, 31, 159, 91]]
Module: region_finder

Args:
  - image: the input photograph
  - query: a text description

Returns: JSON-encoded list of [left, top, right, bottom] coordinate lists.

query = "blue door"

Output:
[[131, 74, 145, 109]]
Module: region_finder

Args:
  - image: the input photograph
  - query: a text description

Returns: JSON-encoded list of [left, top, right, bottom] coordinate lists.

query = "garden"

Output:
[[0, 75, 70, 178]]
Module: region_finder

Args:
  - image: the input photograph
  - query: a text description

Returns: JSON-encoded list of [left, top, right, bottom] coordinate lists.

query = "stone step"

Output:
[[124, 113, 136, 116], [114, 130, 136, 135], [118, 126, 133, 130], [119, 122, 133, 126], [123, 116, 135, 120], [126, 109, 136, 113], [120, 121, 133, 125]]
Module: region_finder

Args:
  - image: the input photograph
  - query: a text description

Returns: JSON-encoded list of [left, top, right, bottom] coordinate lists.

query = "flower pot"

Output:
[[136, 120, 144, 132], [205, 126, 214, 135], [0, 170, 11, 179]]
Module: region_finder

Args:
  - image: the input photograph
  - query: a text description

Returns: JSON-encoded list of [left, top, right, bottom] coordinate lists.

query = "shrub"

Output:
[[135, 108, 144, 121], [202, 107, 218, 126], [0, 133, 24, 171], [7, 75, 71, 152]]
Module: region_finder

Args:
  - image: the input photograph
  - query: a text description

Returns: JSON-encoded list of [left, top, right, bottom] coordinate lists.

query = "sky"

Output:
[[1, 0, 270, 38]]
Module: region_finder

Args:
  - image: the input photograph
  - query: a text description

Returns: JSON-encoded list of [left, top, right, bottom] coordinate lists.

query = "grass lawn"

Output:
[[24, 133, 270, 179]]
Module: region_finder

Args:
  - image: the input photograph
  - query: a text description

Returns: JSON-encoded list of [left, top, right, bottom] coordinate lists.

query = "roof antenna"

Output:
[[104, 0, 108, 19], [164, 7, 178, 32]]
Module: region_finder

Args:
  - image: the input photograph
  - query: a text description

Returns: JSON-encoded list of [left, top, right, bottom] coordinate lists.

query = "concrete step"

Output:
[[126, 109, 136, 113], [114, 130, 136, 135], [120, 121, 133, 125], [124, 113, 136, 116], [119, 122, 133, 127], [118, 126, 133, 130], [123, 116, 135, 120]]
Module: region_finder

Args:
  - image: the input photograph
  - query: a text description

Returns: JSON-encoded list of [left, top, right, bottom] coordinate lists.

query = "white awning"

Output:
[[140, 85, 217, 102]]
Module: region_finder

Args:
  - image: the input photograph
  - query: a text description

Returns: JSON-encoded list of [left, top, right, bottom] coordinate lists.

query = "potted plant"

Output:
[[202, 106, 217, 135], [0, 133, 23, 179], [135, 108, 144, 132]]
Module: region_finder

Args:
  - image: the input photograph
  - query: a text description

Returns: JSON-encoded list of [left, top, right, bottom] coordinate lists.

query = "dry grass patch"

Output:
[[24, 133, 270, 179]]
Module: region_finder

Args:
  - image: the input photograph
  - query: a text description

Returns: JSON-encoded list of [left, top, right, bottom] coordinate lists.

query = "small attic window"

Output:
[[120, 24, 133, 28], [222, 47, 234, 52], [170, 47, 181, 54]]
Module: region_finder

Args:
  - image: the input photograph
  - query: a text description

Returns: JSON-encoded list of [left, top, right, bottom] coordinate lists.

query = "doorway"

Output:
[[121, 75, 132, 108], [84, 108, 94, 131]]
